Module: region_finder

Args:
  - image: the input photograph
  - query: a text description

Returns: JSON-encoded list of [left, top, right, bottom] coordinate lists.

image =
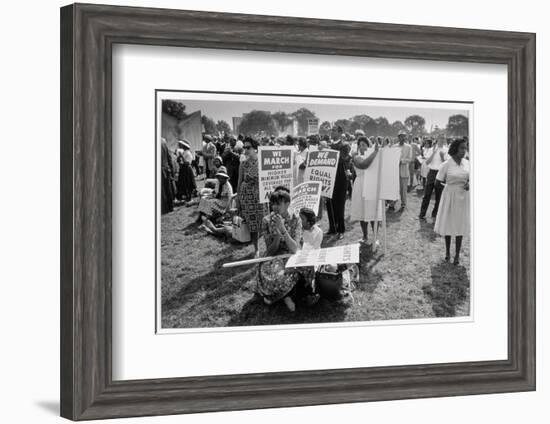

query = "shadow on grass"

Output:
[[355, 243, 384, 294], [422, 261, 469, 317], [227, 293, 349, 327], [385, 208, 405, 226], [163, 251, 257, 315], [417, 219, 438, 242]]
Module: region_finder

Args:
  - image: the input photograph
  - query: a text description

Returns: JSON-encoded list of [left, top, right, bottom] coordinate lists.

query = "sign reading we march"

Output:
[[258, 146, 295, 203], [288, 181, 322, 217], [303, 149, 340, 198]]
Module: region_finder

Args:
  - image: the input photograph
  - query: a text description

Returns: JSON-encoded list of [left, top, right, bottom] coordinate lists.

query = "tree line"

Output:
[[162, 100, 469, 139]]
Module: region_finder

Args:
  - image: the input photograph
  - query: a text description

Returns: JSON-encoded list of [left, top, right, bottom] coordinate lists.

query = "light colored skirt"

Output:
[[350, 177, 383, 222], [434, 184, 470, 236]]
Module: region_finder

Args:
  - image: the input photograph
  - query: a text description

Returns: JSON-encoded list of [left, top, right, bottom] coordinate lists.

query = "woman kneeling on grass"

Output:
[[257, 190, 302, 312], [197, 166, 233, 232], [434, 138, 470, 265]]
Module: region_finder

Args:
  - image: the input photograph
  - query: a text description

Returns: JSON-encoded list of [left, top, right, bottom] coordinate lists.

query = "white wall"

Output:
[[0, 0, 546, 423]]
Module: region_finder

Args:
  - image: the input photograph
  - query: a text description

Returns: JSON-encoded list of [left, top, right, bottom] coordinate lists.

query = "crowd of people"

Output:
[[161, 125, 470, 311]]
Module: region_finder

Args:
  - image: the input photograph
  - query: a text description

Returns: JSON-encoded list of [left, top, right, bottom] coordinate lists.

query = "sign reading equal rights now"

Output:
[[258, 146, 295, 203], [303, 149, 340, 198]]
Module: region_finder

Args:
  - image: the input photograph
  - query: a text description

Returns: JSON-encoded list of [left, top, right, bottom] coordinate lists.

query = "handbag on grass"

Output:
[[231, 216, 251, 243], [315, 264, 358, 301]]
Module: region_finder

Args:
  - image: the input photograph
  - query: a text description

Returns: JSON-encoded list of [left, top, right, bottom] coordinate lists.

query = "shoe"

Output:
[[337, 233, 344, 240], [325, 231, 336, 236], [445, 255, 450, 262], [305, 294, 320, 306], [418, 215, 426, 220], [453, 256, 460, 265], [283, 296, 296, 312]]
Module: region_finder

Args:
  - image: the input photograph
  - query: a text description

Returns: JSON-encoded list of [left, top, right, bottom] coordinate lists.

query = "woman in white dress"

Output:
[[350, 137, 383, 243], [434, 138, 470, 265]]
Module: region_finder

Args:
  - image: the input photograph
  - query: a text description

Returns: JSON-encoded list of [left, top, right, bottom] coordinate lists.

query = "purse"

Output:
[[231, 215, 251, 243], [315, 264, 358, 301]]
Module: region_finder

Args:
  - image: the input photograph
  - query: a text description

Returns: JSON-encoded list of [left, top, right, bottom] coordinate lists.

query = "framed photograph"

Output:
[[60, 3, 536, 420]]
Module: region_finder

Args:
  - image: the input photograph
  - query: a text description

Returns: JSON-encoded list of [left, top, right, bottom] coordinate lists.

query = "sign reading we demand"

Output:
[[258, 146, 295, 203], [304, 149, 340, 198]]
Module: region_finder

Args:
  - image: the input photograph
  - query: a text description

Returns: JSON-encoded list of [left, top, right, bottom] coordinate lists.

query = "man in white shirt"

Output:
[[389, 131, 413, 210], [419, 134, 448, 219]]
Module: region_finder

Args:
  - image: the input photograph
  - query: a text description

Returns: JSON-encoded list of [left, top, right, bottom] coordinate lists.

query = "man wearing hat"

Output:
[[389, 130, 413, 210], [202, 134, 217, 178], [419, 134, 448, 219]]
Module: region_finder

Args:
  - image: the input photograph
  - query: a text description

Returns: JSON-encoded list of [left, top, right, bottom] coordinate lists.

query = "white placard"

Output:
[[288, 181, 322, 216], [258, 146, 295, 202], [285, 244, 360, 268], [303, 149, 340, 198], [362, 147, 401, 200]]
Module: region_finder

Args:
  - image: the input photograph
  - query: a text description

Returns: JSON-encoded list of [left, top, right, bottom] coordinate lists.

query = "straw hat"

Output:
[[215, 166, 229, 178], [177, 139, 190, 149]]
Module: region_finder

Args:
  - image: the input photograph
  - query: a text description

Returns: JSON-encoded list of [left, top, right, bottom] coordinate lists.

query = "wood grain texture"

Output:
[[60, 3, 536, 420]]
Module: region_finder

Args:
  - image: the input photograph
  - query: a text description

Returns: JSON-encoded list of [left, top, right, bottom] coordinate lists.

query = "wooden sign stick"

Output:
[[222, 254, 293, 268], [373, 147, 384, 253]]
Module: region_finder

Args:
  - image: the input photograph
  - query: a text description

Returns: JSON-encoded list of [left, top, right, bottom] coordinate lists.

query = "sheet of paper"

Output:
[[285, 243, 360, 268]]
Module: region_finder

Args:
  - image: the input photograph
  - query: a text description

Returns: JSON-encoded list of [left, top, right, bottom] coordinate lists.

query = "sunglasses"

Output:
[[244, 145, 253, 150]]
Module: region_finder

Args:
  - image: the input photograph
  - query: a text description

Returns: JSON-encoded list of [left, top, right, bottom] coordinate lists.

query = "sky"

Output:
[[168, 98, 470, 131]]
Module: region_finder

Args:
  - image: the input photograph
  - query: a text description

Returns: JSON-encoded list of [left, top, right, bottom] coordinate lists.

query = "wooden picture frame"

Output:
[[60, 3, 536, 420]]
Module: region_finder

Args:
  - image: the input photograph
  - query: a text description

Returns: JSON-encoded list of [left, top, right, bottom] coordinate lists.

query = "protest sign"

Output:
[[285, 243, 360, 268], [361, 146, 401, 200], [288, 181, 322, 216], [307, 118, 319, 135], [303, 149, 340, 198], [258, 146, 295, 203]]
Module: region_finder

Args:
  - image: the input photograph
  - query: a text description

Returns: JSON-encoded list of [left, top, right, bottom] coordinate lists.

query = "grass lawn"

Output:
[[161, 184, 470, 329]]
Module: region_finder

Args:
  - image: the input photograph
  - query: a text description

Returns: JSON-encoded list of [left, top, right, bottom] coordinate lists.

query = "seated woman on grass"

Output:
[[197, 166, 233, 233], [257, 189, 302, 312]]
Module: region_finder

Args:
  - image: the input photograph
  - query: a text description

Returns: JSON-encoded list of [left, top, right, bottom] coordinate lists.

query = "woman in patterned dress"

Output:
[[257, 190, 302, 312], [434, 138, 470, 265], [237, 137, 269, 257]]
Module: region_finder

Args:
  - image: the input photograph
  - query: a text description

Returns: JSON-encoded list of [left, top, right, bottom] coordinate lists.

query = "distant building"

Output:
[[232, 116, 242, 135], [279, 118, 299, 137]]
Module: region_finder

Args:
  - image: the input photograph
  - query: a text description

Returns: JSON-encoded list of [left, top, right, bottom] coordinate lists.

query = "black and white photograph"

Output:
[[157, 91, 472, 330]]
